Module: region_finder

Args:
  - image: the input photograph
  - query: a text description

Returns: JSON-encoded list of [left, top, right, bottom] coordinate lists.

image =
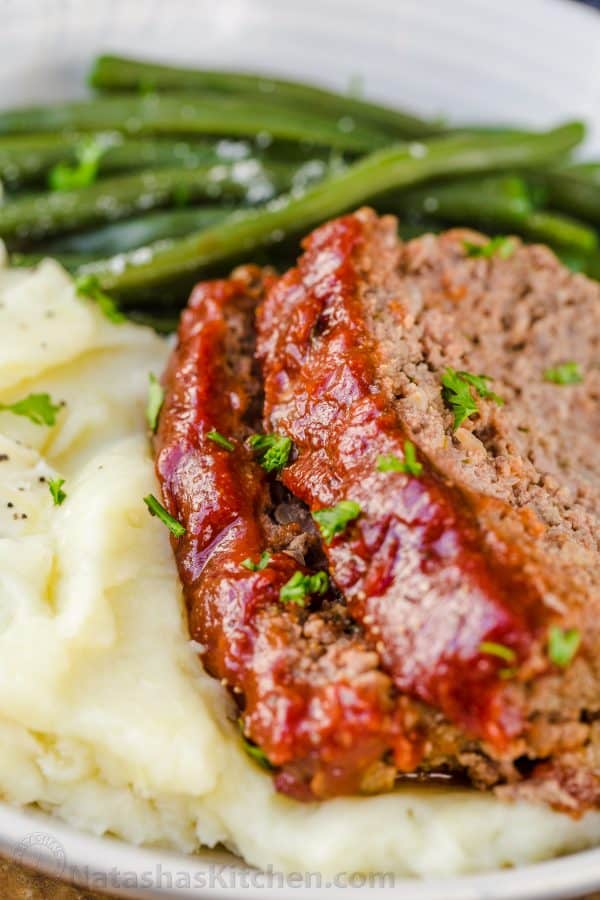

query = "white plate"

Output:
[[1, 0, 600, 897]]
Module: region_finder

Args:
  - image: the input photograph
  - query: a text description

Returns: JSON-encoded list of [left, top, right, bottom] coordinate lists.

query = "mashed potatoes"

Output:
[[0, 249, 599, 877]]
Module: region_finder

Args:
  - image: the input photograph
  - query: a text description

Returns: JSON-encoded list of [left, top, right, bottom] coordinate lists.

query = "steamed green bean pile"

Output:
[[1, 53, 599, 329]]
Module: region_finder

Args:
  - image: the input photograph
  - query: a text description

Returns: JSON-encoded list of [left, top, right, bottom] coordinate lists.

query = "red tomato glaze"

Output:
[[154, 266, 425, 800], [257, 214, 553, 749]]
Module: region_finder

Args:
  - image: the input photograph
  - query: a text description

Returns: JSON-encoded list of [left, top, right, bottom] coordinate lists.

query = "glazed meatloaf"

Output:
[[155, 208, 599, 811]]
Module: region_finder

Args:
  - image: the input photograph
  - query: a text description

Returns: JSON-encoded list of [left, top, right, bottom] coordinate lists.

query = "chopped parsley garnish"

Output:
[[207, 429, 235, 452], [48, 477, 66, 506], [464, 236, 517, 260], [238, 720, 274, 771], [441, 368, 478, 429], [376, 440, 423, 477], [479, 641, 517, 663], [312, 499, 361, 544], [242, 551, 271, 572], [457, 372, 504, 405], [49, 138, 106, 192], [248, 433, 292, 472], [75, 274, 125, 324], [279, 570, 329, 606], [0, 392, 61, 426], [548, 626, 581, 668], [143, 493, 186, 537], [543, 361, 583, 385], [441, 367, 504, 430], [146, 373, 164, 433]]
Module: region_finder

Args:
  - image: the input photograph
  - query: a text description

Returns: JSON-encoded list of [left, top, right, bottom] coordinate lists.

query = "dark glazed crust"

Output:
[[154, 265, 424, 800], [257, 211, 559, 747]]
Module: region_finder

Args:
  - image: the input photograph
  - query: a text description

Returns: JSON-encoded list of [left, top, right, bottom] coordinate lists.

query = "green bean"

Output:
[[75, 123, 584, 296], [392, 175, 533, 223], [89, 54, 444, 140], [555, 248, 600, 281], [582, 252, 600, 281], [41, 159, 332, 255], [44, 207, 232, 255], [555, 161, 600, 181], [0, 133, 249, 187], [11, 251, 93, 271], [541, 163, 600, 224], [392, 175, 597, 253], [517, 211, 597, 253], [125, 310, 179, 333], [0, 94, 389, 153], [0, 160, 295, 243]]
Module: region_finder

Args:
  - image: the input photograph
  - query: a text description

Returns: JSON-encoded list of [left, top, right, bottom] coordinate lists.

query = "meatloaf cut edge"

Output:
[[353, 208, 600, 810]]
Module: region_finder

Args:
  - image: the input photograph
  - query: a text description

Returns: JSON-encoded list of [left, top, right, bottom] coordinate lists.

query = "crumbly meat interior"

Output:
[[366, 220, 600, 559], [352, 209, 600, 810]]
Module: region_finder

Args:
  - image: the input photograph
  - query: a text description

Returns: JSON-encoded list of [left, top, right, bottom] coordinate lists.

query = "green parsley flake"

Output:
[[146, 373, 164, 433], [48, 138, 106, 192], [441, 367, 503, 430], [48, 477, 66, 506], [548, 626, 581, 668], [376, 440, 423, 477], [207, 430, 235, 452], [242, 551, 271, 572], [457, 371, 504, 406], [75, 274, 125, 324], [312, 499, 361, 544], [543, 362, 583, 385], [143, 493, 186, 537], [280, 570, 329, 606], [464, 236, 517, 260], [479, 641, 517, 663], [0, 392, 61, 426], [248, 433, 292, 472], [238, 720, 274, 770]]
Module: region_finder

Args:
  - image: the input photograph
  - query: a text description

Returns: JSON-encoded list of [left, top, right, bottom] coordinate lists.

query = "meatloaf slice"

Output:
[[257, 208, 600, 812], [154, 265, 428, 802]]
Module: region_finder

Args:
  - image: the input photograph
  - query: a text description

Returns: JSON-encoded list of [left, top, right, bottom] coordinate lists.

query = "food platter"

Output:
[[1, 0, 600, 897]]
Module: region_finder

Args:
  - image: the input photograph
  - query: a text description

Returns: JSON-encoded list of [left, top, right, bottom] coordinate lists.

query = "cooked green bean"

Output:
[[41, 159, 333, 255], [0, 133, 248, 187], [125, 310, 179, 333], [11, 251, 93, 271], [541, 163, 600, 224], [392, 175, 597, 252], [554, 248, 600, 281], [75, 123, 584, 295], [565, 161, 600, 181], [518, 211, 597, 252], [0, 94, 389, 153], [393, 175, 533, 223], [44, 207, 231, 256], [0, 160, 295, 243], [89, 54, 444, 140]]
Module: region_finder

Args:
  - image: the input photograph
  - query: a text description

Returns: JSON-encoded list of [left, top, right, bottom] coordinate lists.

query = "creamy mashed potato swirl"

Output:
[[0, 249, 598, 876]]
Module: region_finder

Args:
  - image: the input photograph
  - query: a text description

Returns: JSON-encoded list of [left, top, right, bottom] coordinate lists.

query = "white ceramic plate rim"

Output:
[[1, 0, 600, 896], [1, 803, 600, 900]]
